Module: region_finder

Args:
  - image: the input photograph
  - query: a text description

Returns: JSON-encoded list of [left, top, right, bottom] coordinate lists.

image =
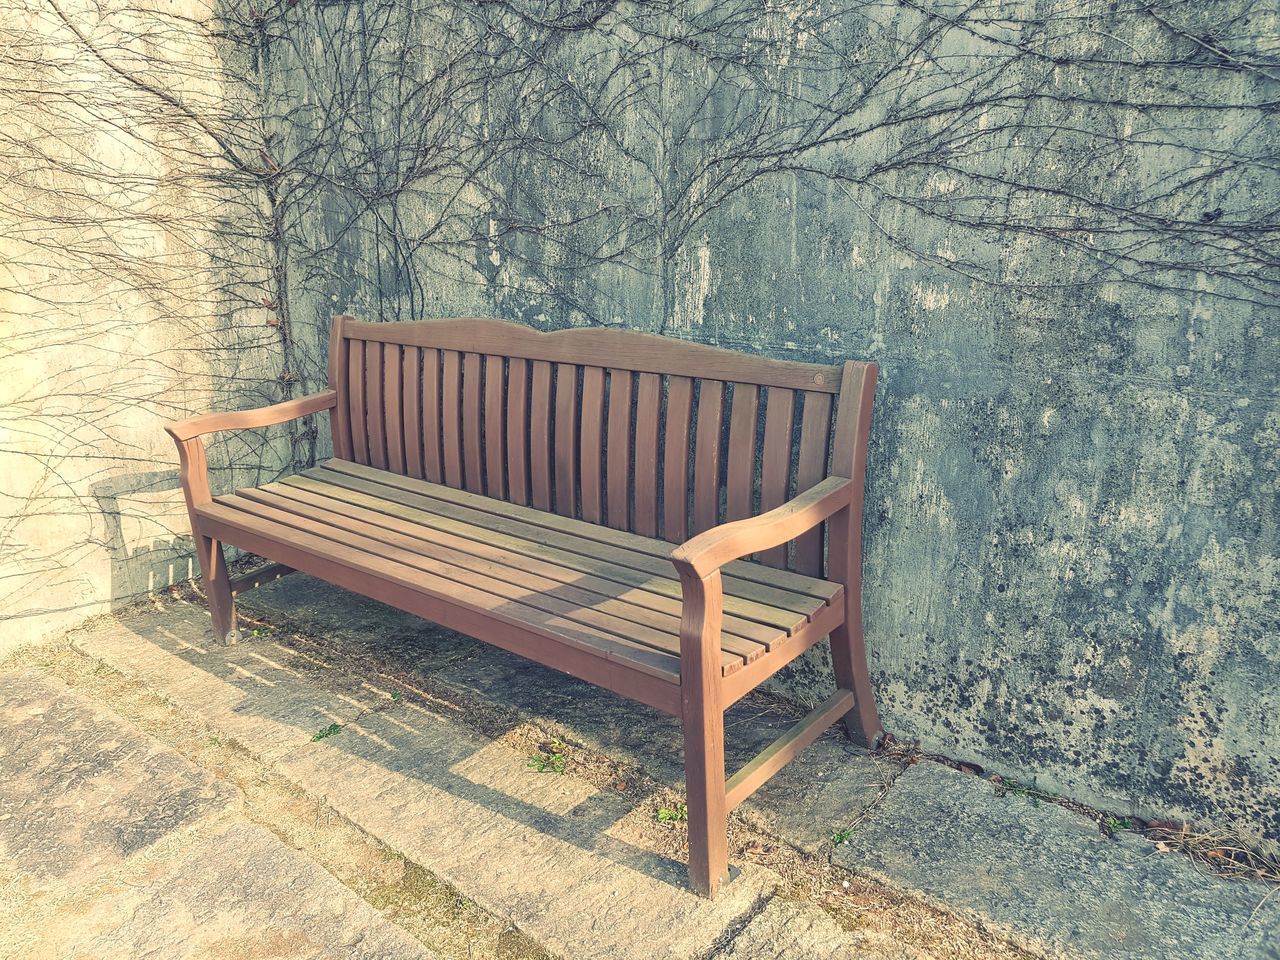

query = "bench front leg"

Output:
[[172, 434, 238, 644], [676, 566, 729, 898]]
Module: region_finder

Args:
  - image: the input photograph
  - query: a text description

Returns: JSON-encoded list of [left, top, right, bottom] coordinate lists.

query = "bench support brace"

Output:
[[725, 689, 855, 811]]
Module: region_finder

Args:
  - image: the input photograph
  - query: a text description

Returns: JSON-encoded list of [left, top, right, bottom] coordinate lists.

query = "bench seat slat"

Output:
[[234, 485, 766, 668], [216, 491, 744, 672], [276, 474, 793, 648], [321, 459, 839, 606], [301, 465, 816, 633], [195, 501, 684, 695]]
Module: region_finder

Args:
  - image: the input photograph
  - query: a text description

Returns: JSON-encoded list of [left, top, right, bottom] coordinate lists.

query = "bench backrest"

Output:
[[327, 316, 875, 577]]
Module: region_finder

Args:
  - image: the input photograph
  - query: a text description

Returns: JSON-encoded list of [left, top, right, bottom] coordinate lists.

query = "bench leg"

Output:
[[828, 505, 884, 748], [682, 698, 729, 898], [195, 532, 238, 645]]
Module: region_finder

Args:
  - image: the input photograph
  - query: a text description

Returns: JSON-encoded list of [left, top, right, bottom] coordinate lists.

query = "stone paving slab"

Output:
[[241, 575, 895, 852], [713, 897, 927, 960], [0, 670, 237, 893], [65, 822, 437, 960], [73, 601, 394, 762], [834, 763, 1280, 960], [277, 700, 775, 960], [0, 669, 434, 960]]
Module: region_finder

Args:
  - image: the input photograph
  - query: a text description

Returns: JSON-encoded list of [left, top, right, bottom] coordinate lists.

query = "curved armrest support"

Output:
[[670, 476, 853, 580], [164, 390, 337, 443]]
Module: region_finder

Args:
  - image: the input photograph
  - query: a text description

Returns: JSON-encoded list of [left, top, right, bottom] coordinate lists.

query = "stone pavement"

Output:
[[0, 671, 434, 960], [3, 575, 1278, 959]]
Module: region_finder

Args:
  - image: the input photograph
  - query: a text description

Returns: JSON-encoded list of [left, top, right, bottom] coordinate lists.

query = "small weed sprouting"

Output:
[[1103, 815, 1133, 835], [311, 722, 344, 742], [831, 827, 855, 846], [528, 738, 568, 774], [249, 625, 274, 638], [657, 802, 688, 824], [390, 690, 402, 701], [995, 777, 1048, 807]]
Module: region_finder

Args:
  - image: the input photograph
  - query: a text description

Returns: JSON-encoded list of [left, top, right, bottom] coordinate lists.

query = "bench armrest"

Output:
[[670, 476, 853, 580], [164, 390, 338, 442], [165, 390, 337, 510]]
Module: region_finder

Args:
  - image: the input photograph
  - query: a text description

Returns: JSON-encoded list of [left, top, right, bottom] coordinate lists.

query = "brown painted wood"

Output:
[[720, 599, 844, 707], [606, 369, 633, 530], [529, 360, 554, 510], [328, 315, 353, 460], [578, 366, 605, 523], [672, 477, 852, 579], [441, 351, 463, 488], [793, 391, 832, 575], [484, 355, 506, 500], [677, 567, 729, 897], [554, 363, 579, 517], [663, 376, 693, 543], [195, 500, 681, 714], [403, 347, 424, 479], [283, 470, 803, 647], [422, 348, 443, 483], [251, 480, 777, 653], [319, 461, 834, 618], [366, 340, 388, 471], [725, 383, 759, 522], [348, 317, 841, 393], [757, 387, 795, 566], [348, 340, 369, 465], [222, 491, 745, 672], [506, 358, 530, 505], [692, 381, 725, 535], [167, 391, 337, 443], [167, 314, 886, 901], [384, 343, 405, 475], [827, 360, 884, 747], [229, 562, 294, 597], [633, 373, 661, 537], [724, 690, 854, 810], [462, 352, 484, 494]]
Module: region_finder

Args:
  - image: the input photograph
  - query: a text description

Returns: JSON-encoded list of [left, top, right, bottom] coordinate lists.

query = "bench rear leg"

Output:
[[195, 532, 238, 644], [830, 618, 883, 748], [828, 505, 884, 748]]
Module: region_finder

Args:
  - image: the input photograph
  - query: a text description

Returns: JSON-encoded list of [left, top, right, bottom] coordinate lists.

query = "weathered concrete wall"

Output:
[[5, 0, 1274, 848], [260, 0, 1279, 843], [0, 0, 290, 651]]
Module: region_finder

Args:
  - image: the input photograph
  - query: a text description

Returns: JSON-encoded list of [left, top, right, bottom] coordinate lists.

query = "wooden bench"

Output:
[[166, 316, 884, 897]]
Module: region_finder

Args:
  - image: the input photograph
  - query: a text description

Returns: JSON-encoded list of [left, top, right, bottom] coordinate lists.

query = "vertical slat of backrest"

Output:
[[793, 390, 833, 575], [441, 351, 464, 488], [402, 347, 423, 478], [328, 316, 354, 460], [484, 355, 506, 499], [462, 352, 484, 493], [830, 362, 874, 481], [365, 340, 388, 470], [347, 339, 368, 464], [632, 373, 661, 537], [724, 383, 759, 522], [691, 380, 725, 535], [606, 369, 633, 530], [422, 348, 443, 483], [578, 366, 606, 523], [529, 360, 554, 510], [506, 358, 530, 505], [384, 343, 405, 475], [663, 376, 694, 542], [757, 387, 796, 566], [554, 363, 579, 517]]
